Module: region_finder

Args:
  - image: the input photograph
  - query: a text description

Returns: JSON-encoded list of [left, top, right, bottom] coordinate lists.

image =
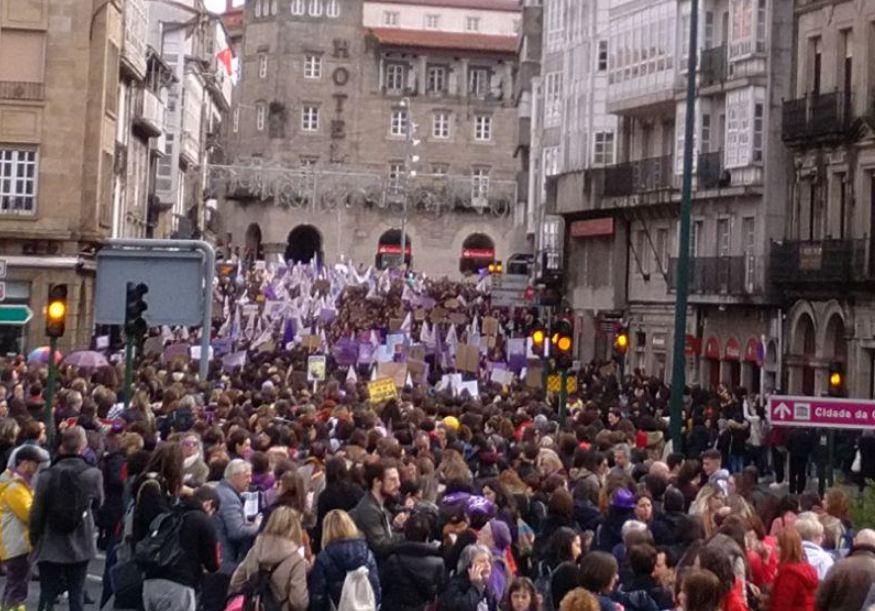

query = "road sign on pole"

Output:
[[0, 305, 33, 326], [768, 395, 875, 429]]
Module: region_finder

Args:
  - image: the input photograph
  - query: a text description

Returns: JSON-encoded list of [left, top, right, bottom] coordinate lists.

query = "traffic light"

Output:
[[613, 324, 629, 359], [45, 284, 68, 338], [531, 324, 547, 357], [124, 282, 149, 338], [488, 261, 503, 274], [828, 362, 845, 397], [553, 317, 574, 370]]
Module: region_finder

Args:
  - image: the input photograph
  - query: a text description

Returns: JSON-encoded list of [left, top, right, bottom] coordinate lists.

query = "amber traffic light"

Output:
[[45, 284, 68, 338]]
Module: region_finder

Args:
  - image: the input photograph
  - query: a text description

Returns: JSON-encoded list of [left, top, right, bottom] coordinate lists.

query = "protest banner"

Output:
[[377, 362, 408, 388], [490, 368, 514, 386], [301, 335, 321, 350], [307, 355, 327, 382], [526, 361, 544, 389], [483, 317, 500, 336], [368, 378, 398, 403], [456, 344, 480, 373]]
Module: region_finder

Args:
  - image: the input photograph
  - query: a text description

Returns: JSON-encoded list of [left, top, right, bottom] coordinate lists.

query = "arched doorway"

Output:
[[459, 233, 495, 275], [824, 314, 847, 361], [245, 223, 263, 263], [376, 229, 412, 269], [792, 313, 817, 396], [286, 225, 322, 264]]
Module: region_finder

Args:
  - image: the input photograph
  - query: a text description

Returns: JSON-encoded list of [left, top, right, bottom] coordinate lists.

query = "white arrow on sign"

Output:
[[774, 402, 792, 419]]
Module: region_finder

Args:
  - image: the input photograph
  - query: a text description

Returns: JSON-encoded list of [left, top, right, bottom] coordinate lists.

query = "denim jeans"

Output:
[[37, 560, 88, 611], [2, 554, 30, 608]]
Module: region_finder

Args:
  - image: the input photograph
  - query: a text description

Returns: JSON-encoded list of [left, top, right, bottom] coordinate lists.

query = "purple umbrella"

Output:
[[63, 350, 109, 369]]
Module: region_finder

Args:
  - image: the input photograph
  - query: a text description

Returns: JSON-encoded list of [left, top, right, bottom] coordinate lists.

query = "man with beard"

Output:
[[351, 459, 406, 561]]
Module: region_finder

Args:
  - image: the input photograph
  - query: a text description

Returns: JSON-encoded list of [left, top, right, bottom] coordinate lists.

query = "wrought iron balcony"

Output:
[[700, 46, 728, 88], [782, 90, 853, 145], [603, 155, 674, 197], [770, 239, 869, 286], [697, 151, 725, 190], [0, 81, 44, 101], [668, 255, 760, 295]]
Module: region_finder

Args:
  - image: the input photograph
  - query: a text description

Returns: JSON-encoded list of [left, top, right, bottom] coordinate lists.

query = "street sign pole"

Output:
[[559, 368, 568, 424], [43, 335, 57, 447], [123, 340, 134, 410]]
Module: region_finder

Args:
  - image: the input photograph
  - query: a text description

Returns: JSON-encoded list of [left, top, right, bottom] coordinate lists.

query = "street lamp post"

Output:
[[669, 0, 699, 449], [399, 97, 419, 269]]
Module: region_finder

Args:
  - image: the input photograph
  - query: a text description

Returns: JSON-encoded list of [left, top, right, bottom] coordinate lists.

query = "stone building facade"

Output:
[[217, 0, 527, 278]]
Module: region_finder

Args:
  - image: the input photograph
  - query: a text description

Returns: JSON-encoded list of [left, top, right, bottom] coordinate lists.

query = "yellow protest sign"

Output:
[[547, 374, 578, 394], [368, 378, 398, 403]]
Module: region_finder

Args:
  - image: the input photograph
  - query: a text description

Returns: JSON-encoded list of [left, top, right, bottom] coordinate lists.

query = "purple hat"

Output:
[[611, 488, 636, 510], [488, 518, 512, 551]]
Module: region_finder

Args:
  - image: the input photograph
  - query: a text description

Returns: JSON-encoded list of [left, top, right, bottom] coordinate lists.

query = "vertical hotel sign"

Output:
[[330, 39, 351, 162]]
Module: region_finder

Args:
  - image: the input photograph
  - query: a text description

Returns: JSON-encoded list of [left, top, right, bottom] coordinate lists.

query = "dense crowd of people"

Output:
[[0, 262, 871, 611]]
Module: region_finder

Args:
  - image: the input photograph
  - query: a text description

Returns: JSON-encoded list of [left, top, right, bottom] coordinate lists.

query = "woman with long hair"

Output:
[[502, 577, 540, 611], [770, 527, 817, 611], [307, 509, 380, 611]]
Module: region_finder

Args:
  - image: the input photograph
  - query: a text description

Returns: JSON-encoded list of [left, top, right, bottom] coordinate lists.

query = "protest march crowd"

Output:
[[0, 258, 874, 611]]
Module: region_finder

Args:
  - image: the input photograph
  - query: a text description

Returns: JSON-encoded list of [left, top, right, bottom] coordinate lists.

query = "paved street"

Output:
[[0, 552, 106, 609]]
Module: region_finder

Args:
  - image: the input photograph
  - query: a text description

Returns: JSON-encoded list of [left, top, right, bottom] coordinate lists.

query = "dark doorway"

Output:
[[459, 233, 495, 274], [376, 229, 412, 269], [245, 223, 263, 263], [286, 225, 322, 264]]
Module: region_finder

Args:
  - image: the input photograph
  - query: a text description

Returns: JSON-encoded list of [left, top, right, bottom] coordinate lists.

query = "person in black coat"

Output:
[[313, 456, 363, 552], [438, 543, 498, 611], [380, 513, 446, 611], [618, 543, 672, 610]]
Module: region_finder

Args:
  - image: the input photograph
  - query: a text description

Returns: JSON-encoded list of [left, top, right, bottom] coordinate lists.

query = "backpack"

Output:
[[134, 507, 187, 575], [46, 461, 90, 534], [533, 561, 554, 611], [240, 562, 285, 611], [337, 566, 375, 611]]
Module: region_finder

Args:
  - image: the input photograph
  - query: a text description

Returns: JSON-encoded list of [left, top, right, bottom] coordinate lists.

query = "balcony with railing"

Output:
[[668, 255, 761, 296], [697, 151, 728, 190], [0, 81, 44, 101], [782, 90, 853, 145], [770, 239, 870, 287], [603, 155, 674, 198], [699, 46, 728, 88], [133, 88, 164, 137]]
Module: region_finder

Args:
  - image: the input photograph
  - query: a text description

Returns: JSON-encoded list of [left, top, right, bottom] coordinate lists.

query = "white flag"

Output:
[[346, 366, 358, 385]]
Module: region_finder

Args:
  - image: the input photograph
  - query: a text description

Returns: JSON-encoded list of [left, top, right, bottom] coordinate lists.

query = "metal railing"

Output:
[[697, 151, 724, 190], [700, 45, 727, 87], [603, 155, 674, 197], [0, 81, 44, 101], [782, 90, 853, 143], [668, 255, 759, 295], [770, 239, 870, 285]]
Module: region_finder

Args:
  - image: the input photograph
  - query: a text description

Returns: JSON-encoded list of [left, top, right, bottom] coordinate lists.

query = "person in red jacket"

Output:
[[770, 527, 817, 611]]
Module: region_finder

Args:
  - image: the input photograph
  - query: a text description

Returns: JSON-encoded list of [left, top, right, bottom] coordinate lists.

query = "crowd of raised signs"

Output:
[[0, 258, 873, 611]]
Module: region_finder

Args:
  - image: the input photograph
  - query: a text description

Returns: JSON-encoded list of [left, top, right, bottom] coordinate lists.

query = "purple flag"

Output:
[[283, 317, 295, 346], [332, 337, 358, 367]]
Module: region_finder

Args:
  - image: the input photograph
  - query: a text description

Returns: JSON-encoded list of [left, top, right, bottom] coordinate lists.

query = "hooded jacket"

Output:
[[307, 537, 380, 611], [0, 469, 33, 560], [771, 562, 817, 611], [229, 533, 308, 611], [380, 541, 446, 611], [801, 541, 834, 580]]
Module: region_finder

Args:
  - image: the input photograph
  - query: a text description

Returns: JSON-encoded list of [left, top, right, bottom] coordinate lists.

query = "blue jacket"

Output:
[[307, 537, 380, 611], [213, 479, 259, 573]]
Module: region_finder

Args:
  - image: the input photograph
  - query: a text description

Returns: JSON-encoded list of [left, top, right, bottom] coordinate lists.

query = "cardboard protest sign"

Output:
[[458, 380, 479, 399], [313, 279, 330, 294], [190, 345, 214, 361], [143, 337, 164, 357], [307, 355, 327, 382], [490, 368, 515, 386], [211, 338, 233, 357], [449, 312, 468, 326], [222, 351, 247, 373], [256, 340, 276, 354], [456, 344, 480, 373], [162, 343, 191, 365], [444, 298, 460, 310], [414, 308, 426, 321], [407, 359, 428, 384], [408, 344, 426, 362], [301, 335, 321, 350], [389, 318, 404, 332], [376, 362, 408, 388], [368, 378, 398, 403], [483, 317, 500, 336], [429, 307, 448, 324], [525, 361, 544, 389]]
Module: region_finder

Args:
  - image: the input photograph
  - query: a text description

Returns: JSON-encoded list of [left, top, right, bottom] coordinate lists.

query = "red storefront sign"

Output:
[[684, 334, 701, 356], [704, 337, 720, 359], [462, 248, 495, 259], [745, 338, 763, 363], [377, 244, 412, 255], [570, 218, 614, 238], [724, 338, 741, 360]]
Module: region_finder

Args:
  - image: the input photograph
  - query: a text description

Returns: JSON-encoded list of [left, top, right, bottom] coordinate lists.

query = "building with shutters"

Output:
[[217, 0, 528, 278]]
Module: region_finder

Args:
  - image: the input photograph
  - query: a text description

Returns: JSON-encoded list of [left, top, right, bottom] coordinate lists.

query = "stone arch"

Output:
[[787, 300, 817, 356], [376, 228, 412, 268], [823, 311, 848, 362], [244, 223, 263, 261], [285, 224, 322, 264], [459, 233, 496, 274]]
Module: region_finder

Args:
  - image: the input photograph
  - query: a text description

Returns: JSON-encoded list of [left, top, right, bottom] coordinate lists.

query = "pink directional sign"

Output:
[[768, 395, 875, 430]]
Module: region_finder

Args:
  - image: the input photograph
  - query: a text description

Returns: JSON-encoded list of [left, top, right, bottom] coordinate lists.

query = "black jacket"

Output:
[[313, 481, 363, 552], [380, 541, 446, 611], [437, 574, 497, 611], [142, 496, 220, 589], [96, 449, 126, 531], [621, 574, 673, 610]]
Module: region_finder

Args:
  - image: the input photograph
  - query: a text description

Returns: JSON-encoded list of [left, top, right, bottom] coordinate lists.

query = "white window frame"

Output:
[[232, 107, 239, 133], [472, 167, 490, 199], [390, 109, 408, 137], [304, 54, 322, 79], [326, 0, 339, 18], [716, 217, 731, 256], [383, 10, 400, 26], [291, 0, 304, 15], [388, 162, 404, 189], [432, 112, 450, 139], [725, 87, 763, 168], [466, 16, 481, 32], [308, 0, 323, 17], [0, 147, 38, 215], [258, 53, 268, 79], [255, 103, 266, 131], [270, 0, 277, 15], [593, 131, 615, 165], [729, 0, 766, 59], [468, 67, 489, 97], [598, 40, 608, 71], [544, 72, 562, 125], [301, 105, 320, 131], [424, 14, 440, 29], [254, 0, 263, 18], [385, 63, 405, 91], [427, 65, 446, 94], [474, 115, 492, 142]]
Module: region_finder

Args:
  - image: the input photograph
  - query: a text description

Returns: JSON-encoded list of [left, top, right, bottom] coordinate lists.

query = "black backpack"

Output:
[[46, 460, 90, 534], [241, 561, 285, 611], [134, 507, 187, 575]]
